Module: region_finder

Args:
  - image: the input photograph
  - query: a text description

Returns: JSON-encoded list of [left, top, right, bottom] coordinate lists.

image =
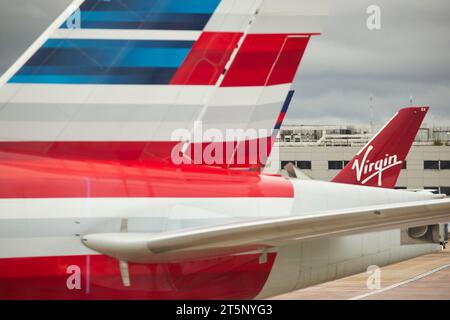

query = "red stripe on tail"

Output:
[[170, 32, 242, 85], [221, 34, 310, 87]]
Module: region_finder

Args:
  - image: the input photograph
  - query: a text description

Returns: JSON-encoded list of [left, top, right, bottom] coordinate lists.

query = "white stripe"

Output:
[[0, 84, 211, 105], [51, 28, 201, 41], [0, 0, 84, 87], [0, 104, 287, 143], [205, 0, 328, 33], [0, 198, 292, 220], [0, 83, 289, 141], [0, 84, 289, 106], [349, 263, 450, 300], [0, 237, 98, 259], [211, 84, 290, 106], [201, 102, 285, 135], [0, 108, 202, 141], [210, 0, 262, 15], [205, 0, 262, 32]]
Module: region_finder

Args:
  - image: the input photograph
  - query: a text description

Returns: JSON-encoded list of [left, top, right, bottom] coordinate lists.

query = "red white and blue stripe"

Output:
[[0, 0, 327, 168]]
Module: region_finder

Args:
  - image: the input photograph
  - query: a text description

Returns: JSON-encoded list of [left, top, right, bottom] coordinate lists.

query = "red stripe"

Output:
[[170, 32, 243, 85], [0, 253, 276, 299], [0, 152, 294, 198], [183, 137, 276, 169], [0, 141, 179, 161], [266, 36, 310, 86], [221, 34, 310, 87], [275, 111, 287, 127], [0, 137, 280, 169]]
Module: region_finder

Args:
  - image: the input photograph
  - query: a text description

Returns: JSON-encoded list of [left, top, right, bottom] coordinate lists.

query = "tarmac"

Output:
[[270, 248, 450, 300]]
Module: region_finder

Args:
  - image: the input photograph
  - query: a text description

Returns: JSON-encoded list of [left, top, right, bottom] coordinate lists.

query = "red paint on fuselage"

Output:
[[0, 253, 276, 300], [0, 141, 180, 162], [0, 151, 293, 199], [0, 138, 277, 169]]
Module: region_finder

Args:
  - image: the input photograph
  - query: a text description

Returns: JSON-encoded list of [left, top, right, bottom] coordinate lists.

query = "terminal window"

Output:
[[424, 187, 440, 194], [281, 161, 295, 169], [441, 161, 450, 169], [440, 187, 450, 196], [297, 161, 312, 170], [328, 161, 344, 170], [424, 160, 439, 170], [402, 161, 407, 169]]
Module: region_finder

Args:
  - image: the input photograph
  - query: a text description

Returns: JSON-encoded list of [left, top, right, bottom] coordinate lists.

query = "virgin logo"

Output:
[[352, 145, 403, 186]]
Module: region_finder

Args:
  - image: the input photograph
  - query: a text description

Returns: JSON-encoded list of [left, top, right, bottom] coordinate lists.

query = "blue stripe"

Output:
[[24, 39, 192, 68], [121, 48, 190, 67], [9, 68, 177, 85], [43, 39, 193, 49], [25, 47, 190, 68], [81, 11, 150, 22], [80, 0, 220, 14], [281, 90, 295, 114], [80, 11, 213, 22], [17, 66, 174, 76], [274, 91, 295, 130], [9, 38, 193, 84], [60, 0, 221, 30], [60, 13, 211, 30]]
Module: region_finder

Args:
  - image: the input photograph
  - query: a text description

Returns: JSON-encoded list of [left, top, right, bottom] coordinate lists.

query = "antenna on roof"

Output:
[[410, 95, 414, 106], [369, 95, 374, 134]]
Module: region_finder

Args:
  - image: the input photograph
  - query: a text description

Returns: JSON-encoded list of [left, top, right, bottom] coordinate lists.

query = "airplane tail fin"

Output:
[[332, 107, 429, 188], [0, 0, 328, 170]]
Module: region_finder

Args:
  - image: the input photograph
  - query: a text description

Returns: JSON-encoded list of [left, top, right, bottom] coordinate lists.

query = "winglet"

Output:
[[332, 107, 429, 188]]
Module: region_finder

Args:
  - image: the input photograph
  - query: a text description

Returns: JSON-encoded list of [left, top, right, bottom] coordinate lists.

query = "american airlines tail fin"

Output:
[[332, 107, 429, 188], [0, 0, 328, 170]]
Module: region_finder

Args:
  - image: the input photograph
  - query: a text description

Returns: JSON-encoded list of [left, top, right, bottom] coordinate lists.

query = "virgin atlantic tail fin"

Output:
[[332, 107, 429, 188]]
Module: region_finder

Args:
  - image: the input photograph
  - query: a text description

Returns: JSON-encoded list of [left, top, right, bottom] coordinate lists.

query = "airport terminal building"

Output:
[[278, 124, 450, 195]]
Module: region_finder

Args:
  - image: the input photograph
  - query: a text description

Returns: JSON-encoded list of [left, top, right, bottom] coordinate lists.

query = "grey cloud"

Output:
[[291, 0, 450, 125]]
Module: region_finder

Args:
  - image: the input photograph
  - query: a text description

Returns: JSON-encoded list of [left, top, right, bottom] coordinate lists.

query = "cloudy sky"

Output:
[[0, 0, 449, 127]]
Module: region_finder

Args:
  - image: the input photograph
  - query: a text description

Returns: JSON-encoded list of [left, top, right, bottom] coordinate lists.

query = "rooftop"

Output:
[[279, 125, 450, 147]]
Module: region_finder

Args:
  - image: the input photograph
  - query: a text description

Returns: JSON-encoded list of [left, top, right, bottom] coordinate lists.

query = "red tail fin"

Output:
[[332, 107, 429, 188]]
